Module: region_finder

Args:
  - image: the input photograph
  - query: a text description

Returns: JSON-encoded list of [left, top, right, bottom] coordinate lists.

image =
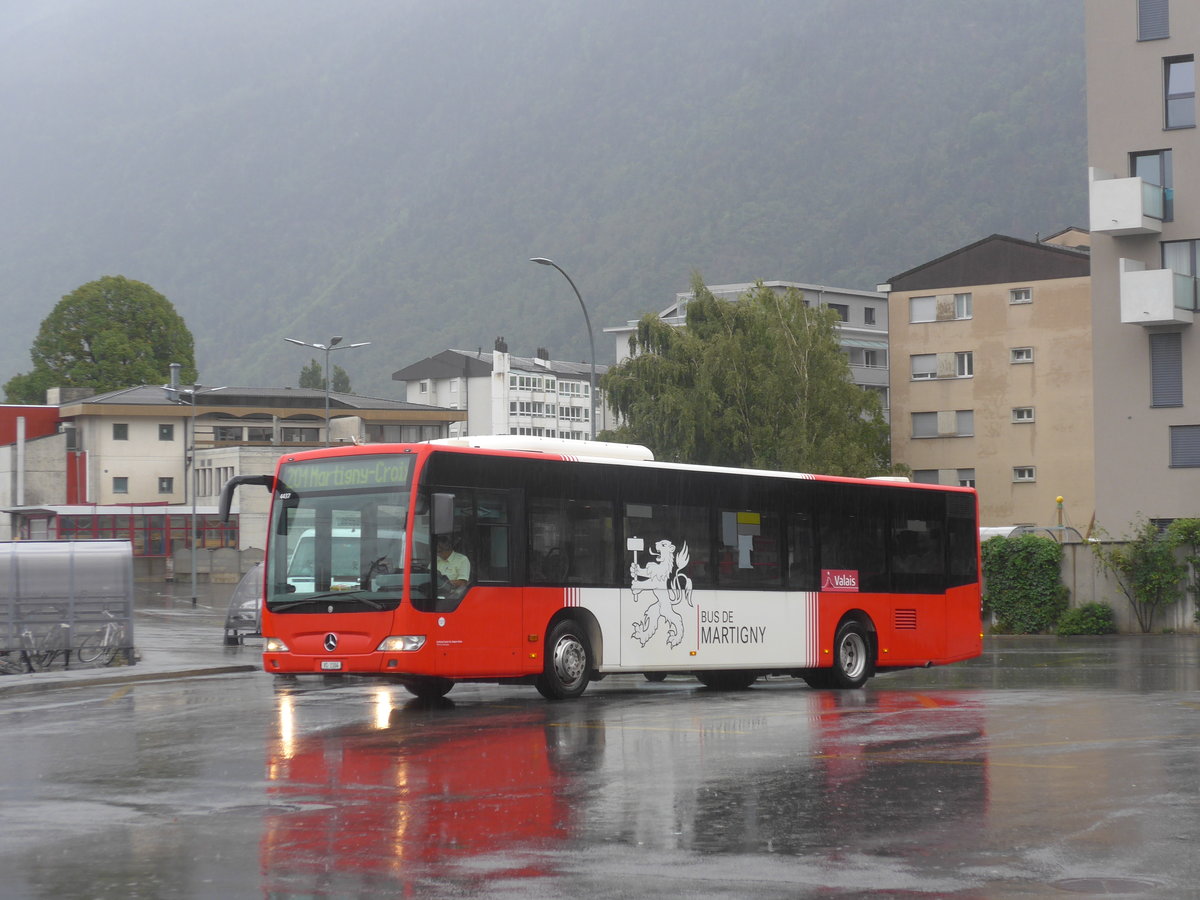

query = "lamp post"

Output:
[[164, 367, 224, 607], [530, 257, 596, 440], [284, 336, 371, 445]]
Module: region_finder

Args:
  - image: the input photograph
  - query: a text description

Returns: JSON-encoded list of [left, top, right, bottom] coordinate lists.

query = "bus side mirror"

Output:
[[432, 493, 455, 535], [219, 474, 274, 522]]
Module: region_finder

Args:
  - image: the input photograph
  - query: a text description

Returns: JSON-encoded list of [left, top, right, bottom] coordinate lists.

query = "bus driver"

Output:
[[436, 535, 470, 599]]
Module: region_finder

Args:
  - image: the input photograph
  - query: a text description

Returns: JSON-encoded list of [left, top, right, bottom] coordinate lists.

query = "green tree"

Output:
[[1091, 518, 1187, 633], [298, 360, 350, 393], [4, 276, 196, 403], [600, 277, 889, 475]]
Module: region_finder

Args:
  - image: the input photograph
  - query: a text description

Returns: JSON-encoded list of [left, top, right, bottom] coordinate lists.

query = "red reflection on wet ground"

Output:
[[262, 695, 574, 894]]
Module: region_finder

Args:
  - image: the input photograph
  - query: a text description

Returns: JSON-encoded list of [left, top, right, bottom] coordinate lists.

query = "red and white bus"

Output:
[[222, 436, 981, 700]]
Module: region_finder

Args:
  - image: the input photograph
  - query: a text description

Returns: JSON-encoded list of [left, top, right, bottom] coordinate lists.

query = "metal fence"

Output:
[[0, 541, 135, 670]]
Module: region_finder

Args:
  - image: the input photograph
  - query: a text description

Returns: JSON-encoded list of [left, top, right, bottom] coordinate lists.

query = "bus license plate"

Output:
[[320, 660, 342, 671]]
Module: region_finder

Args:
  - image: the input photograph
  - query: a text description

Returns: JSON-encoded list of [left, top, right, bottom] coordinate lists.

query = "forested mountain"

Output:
[[0, 0, 1085, 396]]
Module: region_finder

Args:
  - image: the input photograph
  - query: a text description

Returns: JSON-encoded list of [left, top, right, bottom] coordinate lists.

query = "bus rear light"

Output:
[[265, 637, 290, 653], [377, 635, 426, 652]]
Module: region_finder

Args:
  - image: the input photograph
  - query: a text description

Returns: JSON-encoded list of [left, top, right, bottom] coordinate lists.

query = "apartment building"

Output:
[[1087, 0, 1200, 531], [392, 340, 612, 440], [0, 386, 463, 554], [881, 232, 1093, 528], [604, 281, 890, 417]]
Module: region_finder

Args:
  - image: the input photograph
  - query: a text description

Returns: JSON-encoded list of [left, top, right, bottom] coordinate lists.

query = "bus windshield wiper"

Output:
[[271, 592, 385, 611]]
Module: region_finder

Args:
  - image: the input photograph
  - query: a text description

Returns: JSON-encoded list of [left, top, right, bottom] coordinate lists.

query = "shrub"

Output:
[[1091, 518, 1187, 633], [981, 535, 1068, 634], [1057, 603, 1117, 635]]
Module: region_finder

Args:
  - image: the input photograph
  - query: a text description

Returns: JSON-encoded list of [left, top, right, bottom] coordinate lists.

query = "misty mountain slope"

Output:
[[0, 0, 1084, 396]]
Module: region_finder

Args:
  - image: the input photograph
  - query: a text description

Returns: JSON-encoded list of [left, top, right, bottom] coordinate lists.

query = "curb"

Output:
[[0, 664, 260, 697]]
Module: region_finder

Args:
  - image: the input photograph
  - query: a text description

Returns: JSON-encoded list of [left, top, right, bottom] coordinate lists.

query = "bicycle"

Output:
[[0, 630, 35, 674], [28, 621, 71, 672], [76, 611, 126, 667]]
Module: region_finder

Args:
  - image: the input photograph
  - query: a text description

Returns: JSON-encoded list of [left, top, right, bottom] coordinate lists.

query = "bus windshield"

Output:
[[266, 455, 416, 611]]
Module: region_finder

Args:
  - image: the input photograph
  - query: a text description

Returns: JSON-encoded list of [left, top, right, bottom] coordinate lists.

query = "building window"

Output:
[[911, 354, 937, 380], [827, 303, 849, 322], [419, 380, 429, 394], [113, 423, 129, 441], [1009, 288, 1032, 304], [957, 469, 976, 488], [1131, 149, 1173, 220], [158, 477, 174, 494], [1170, 425, 1200, 466], [956, 351, 973, 377], [1011, 347, 1034, 364], [1150, 331, 1183, 407], [862, 349, 884, 368], [864, 307, 876, 325], [113, 476, 129, 494], [1013, 467, 1037, 483], [909, 296, 936, 323], [1165, 55, 1195, 129], [911, 412, 938, 438], [912, 470, 939, 484], [1012, 407, 1036, 423], [955, 293, 972, 319], [1139, 0, 1169, 41], [912, 410, 972, 437], [158, 424, 174, 441]]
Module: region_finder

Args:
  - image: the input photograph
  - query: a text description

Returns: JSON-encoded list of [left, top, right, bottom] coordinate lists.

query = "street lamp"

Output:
[[164, 366, 224, 607], [284, 336, 371, 445], [530, 257, 596, 440]]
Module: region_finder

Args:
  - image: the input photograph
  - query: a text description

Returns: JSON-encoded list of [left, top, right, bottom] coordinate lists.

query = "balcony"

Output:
[[1089, 168, 1163, 236], [1119, 259, 1196, 327]]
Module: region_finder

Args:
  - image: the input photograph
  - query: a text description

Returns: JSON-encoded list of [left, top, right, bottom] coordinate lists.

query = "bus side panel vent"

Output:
[[894, 609, 918, 630]]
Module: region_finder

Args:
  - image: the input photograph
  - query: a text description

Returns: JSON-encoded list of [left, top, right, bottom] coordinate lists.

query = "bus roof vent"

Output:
[[425, 435, 654, 461]]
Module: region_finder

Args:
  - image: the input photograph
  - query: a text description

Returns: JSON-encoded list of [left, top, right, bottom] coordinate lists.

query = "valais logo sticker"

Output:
[[821, 569, 859, 592]]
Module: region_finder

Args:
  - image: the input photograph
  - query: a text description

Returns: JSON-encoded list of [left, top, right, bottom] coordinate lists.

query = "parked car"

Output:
[[224, 562, 263, 646]]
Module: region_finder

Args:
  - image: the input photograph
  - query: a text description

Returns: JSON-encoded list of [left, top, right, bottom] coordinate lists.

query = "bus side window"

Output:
[[818, 487, 887, 592], [890, 491, 944, 594], [719, 509, 781, 588], [473, 490, 511, 582], [529, 496, 615, 586], [788, 511, 817, 591]]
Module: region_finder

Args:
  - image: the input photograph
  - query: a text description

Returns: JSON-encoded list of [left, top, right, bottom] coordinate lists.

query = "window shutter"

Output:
[[1138, 0, 1169, 41], [1150, 331, 1183, 407], [1170, 425, 1200, 467]]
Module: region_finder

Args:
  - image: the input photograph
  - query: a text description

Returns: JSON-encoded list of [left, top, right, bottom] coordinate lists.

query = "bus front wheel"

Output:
[[536, 620, 592, 700], [402, 676, 454, 700]]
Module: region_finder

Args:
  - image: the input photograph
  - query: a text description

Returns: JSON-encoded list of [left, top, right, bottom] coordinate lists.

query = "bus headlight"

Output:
[[264, 637, 290, 653], [376, 635, 426, 652]]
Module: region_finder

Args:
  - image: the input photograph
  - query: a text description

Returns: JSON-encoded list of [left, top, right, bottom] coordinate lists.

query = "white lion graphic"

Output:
[[630, 538, 694, 648]]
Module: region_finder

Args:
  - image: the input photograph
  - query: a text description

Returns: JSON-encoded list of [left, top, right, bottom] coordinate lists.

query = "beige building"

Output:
[[881, 232, 1093, 528], [1087, 0, 1200, 533]]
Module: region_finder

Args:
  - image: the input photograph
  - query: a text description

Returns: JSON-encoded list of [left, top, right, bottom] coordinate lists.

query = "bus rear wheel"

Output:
[[536, 619, 592, 700], [695, 670, 758, 690], [402, 676, 454, 700], [829, 620, 872, 689]]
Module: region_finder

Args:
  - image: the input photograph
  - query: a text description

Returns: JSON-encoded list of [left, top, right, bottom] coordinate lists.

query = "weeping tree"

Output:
[[600, 277, 889, 476], [5, 275, 196, 402]]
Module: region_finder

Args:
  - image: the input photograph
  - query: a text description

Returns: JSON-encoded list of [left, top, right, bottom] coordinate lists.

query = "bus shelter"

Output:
[[0, 541, 135, 669]]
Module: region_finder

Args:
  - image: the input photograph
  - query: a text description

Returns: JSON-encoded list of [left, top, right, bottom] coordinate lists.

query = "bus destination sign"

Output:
[[280, 456, 413, 491]]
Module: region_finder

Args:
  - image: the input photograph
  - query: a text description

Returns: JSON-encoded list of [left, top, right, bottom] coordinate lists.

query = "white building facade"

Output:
[[393, 341, 613, 440]]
